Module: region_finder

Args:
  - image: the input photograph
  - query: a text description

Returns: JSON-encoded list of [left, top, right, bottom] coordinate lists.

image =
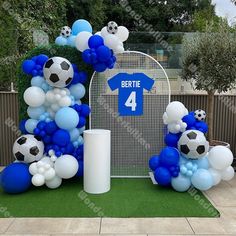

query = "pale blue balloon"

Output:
[[191, 169, 213, 191], [67, 35, 76, 47], [79, 126, 85, 134], [195, 156, 209, 169], [72, 19, 92, 35], [69, 128, 80, 142], [77, 136, 84, 145], [55, 36, 67, 46], [171, 174, 191, 192], [55, 107, 79, 130], [25, 119, 39, 134], [69, 83, 86, 100], [27, 106, 45, 119], [31, 76, 44, 87]]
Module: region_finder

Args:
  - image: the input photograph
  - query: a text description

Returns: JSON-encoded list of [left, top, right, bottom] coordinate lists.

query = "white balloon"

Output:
[[104, 34, 120, 50], [116, 26, 129, 42], [45, 175, 62, 189], [44, 168, 56, 181], [166, 101, 188, 122], [54, 155, 79, 179], [58, 96, 71, 107], [101, 26, 109, 38], [32, 174, 45, 186], [29, 163, 38, 175], [221, 166, 235, 181], [115, 45, 125, 54], [209, 168, 221, 186], [208, 146, 233, 170], [75, 31, 92, 52], [23, 87, 45, 107], [40, 157, 54, 167]]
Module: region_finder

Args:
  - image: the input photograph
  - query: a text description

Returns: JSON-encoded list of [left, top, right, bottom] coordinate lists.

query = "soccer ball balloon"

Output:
[[178, 130, 209, 159], [194, 109, 206, 121], [13, 135, 44, 163], [107, 21, 118, 34], [43, 57, 74, 88], [60, 26, 71, 38]]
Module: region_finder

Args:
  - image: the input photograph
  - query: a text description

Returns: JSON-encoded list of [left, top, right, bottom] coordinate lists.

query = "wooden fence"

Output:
[[0, 92, 235, 166]]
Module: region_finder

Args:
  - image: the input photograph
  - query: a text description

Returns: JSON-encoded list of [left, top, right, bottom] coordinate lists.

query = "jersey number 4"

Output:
[[125, 91, 137, 111]]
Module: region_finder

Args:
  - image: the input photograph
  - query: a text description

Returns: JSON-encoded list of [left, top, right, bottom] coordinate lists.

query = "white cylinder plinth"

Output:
[[83, 129, 111, 194]]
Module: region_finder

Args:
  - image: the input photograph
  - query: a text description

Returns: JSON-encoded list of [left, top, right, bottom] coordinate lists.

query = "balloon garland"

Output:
[[149, 101, 235, 192], [1, 19, 128, 194]]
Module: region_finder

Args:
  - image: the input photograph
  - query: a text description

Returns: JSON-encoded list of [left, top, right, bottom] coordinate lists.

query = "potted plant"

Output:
[[181, 23, 236, 145]]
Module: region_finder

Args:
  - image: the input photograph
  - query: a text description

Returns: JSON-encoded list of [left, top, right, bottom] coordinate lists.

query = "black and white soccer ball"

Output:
[[107, 21, 118, 34], [43, 57, 74, 88], [178, 130, 209, 159], [13, 135, 44, 163], [194, 109, 206, 121], [60, 26, 71, 38]]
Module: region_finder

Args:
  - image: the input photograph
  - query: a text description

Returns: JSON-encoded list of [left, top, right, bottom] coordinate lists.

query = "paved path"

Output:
[[0, 169, 236, 235]]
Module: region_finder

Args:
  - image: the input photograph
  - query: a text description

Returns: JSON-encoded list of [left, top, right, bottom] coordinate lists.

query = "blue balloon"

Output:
[[19, 119, 28, 134], [55, 107, 79, 130], [55, 36, 67, 46], [67, 35, 76, 47], [22, 60, 36, 74], [149, 155, 159, 171], [25, 119, 39, 134], [69, 83, 86, 100], [96, 46, 112, 62], [76, 160, 84, 177], [183, 114, 196, 128], [45, 121, 58, 134], [195, 156, 209, 169], [31, 76, 44, 87], [36, 54, 49, 66], [1, 163, 32, 194], [72, 19, 92, 35], [159, 147, 180, 167], [69, 128, 80, 142], [77, 116, 86, 128], [82, 49, 92, 64], [171, 174, 191, 192], [164, 133, 180, 148], [71, 71, 88, 85], [27, 106, 45, 119], [195, 121, 208, 133], [191, 169, 213, 191], [154, 167, 171, 186], [93, 62, 107, 72], [88, 35, 104, 49], [79, 104, 91, 117], [52, 129, 70, 147]]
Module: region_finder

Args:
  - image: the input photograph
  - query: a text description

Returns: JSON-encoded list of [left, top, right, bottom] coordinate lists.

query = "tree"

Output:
[[182, 24, 236, 142]]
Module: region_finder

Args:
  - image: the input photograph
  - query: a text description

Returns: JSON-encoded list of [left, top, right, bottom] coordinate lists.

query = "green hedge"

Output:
[[18, 44, 94, 121]]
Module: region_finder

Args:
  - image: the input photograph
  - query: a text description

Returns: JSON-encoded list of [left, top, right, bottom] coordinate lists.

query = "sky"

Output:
[[212, 0, 236, 25]]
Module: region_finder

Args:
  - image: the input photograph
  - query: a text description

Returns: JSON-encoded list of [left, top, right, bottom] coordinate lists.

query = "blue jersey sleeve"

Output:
[[108, 73, 123, 91], [138, 73, 155, 91]]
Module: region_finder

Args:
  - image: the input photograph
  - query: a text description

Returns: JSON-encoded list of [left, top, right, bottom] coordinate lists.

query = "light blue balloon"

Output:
[[69, 128, 80, 142], [25, 119, 39, 134], [55, 107, 79, 130], [67, 35, 76, 47], [77, 136, 84, 145], [195, 156, 209, 169], [79, 126, 85, 134], [55, 36, 68, 46], [31, 76, 44, 87], [179, 155, 188, 165], [191, 169, 213, 191], [171, 174, 191, 192], [27, 106, 45, 119], [72, 19, 92, 35], [69, 83, 86, 100]]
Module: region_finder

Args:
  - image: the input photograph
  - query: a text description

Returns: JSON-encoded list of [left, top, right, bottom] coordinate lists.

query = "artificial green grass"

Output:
[[0, 178, 219, 218]]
